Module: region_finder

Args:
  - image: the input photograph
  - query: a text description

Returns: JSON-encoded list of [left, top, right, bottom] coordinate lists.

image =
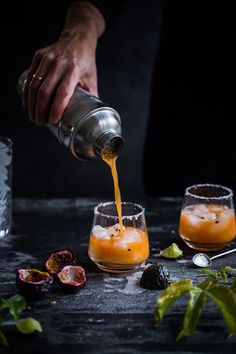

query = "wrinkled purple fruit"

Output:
[[140, 264, 169, 290], [57, 265, 87, 293], [45, 249, 74, 276], [17, 268, 53, 300]]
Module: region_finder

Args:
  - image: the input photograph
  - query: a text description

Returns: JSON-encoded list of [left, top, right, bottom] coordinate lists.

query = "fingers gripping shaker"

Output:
[[18, 70, 124, 160]]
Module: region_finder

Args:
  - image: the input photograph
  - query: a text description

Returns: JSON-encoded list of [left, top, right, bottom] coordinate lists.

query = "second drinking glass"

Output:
[[179, 184, 236, 251]]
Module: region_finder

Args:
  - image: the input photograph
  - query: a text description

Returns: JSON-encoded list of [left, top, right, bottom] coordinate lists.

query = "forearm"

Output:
[[61, 1, 106, 42], [24, 0, 121, 125]]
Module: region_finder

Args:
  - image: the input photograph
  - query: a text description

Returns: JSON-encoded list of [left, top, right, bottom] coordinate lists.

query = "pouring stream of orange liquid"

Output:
[[101, 150, 123, 236]]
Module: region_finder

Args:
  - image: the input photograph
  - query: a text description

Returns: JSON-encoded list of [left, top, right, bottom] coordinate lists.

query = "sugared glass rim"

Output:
[[0, 136, 12, 149], [94, 201, 145, 220], [185, 183, 233, 200]]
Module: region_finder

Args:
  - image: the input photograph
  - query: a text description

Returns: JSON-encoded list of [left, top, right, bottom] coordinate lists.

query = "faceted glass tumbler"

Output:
[[0, 136, 12, 238]]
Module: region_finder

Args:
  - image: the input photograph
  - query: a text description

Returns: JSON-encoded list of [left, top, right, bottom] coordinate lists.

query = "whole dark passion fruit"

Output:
[[45, 249, 74, 275], [57, 265, 87, 293], [140, 264, 169, 290], [16, 268, 53, 300]]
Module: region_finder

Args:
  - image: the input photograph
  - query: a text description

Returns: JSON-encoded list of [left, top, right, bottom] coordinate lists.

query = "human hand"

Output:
[[23, 1, 105, 126]]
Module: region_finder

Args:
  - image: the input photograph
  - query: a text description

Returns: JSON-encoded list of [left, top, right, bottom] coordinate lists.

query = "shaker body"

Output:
[[17, 70, 124, 160]]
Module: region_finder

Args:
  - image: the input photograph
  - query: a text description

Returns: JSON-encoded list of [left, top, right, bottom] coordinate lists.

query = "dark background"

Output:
[[1, 0, 163, 199]]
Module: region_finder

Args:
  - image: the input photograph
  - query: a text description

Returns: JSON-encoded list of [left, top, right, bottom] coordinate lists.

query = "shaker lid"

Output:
[[94, 131, 124, 158]]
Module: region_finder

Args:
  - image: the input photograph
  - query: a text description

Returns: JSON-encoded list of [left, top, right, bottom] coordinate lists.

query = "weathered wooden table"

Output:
[[1, 198, 236, 354]]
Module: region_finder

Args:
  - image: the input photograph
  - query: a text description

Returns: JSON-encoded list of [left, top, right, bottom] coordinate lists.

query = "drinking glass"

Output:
[[179, 184, 236, 251], [0, 136, 12, 238], [88, 202, 149, 273]]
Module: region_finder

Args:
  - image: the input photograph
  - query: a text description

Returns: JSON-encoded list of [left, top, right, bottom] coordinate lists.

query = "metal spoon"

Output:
[[192, 248, 236, 267]]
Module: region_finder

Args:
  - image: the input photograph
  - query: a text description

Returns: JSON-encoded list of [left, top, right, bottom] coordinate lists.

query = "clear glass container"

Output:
[[88, 202, 149, 273], [0, 136, 12, 238], [179, 184, 236, 251]]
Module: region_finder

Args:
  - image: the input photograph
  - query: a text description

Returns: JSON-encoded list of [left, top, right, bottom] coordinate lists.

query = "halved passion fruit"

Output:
[[45, 249, 74, 275], [57, 265, 87, 292], [16, 269, 53, 300]]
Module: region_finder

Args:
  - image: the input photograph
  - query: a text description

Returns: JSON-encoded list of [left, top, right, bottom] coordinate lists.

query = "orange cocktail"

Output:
[[179, 184, 236, 251], [88, 202, 149, 273]]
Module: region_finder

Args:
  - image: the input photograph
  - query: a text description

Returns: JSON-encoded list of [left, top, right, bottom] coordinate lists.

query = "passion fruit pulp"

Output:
[[16, 268, 53, 300], [57, 265, 87, 293], [45, 249, 74, 275]]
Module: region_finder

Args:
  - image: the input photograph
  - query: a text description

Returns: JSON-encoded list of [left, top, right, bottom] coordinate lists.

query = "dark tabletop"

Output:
[[0, 198, 236, 354]]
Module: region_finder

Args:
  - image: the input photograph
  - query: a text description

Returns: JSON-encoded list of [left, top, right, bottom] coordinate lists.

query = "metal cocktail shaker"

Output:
[[17, 70, 124, 160]]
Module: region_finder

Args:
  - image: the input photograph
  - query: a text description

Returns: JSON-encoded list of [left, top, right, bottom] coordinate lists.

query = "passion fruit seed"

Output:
[[16, 269, 53, 300], [45, 249, 74, 275], [57, 265, 87, 293]]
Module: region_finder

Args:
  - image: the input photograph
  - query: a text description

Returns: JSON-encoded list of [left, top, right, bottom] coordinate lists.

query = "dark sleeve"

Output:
[[87, 0, 128, 27], [68, 0, 128, 28]]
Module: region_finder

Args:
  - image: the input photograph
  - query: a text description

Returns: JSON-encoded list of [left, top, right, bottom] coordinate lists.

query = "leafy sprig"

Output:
[[0, 295, 42, 346], [154, 266, 236, 340]]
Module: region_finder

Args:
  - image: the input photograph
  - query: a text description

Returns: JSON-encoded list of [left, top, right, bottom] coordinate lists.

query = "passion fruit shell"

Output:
[[16, 268, 53, 300], [57, 265, 87, 293], [140, 263, 169, 290], [45, 249, 74, 275]]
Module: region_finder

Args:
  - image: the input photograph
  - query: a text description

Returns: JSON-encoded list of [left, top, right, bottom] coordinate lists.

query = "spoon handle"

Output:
[[210, 248, 236, 261]]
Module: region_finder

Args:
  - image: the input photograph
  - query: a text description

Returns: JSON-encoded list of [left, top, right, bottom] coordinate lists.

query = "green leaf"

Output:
[[198, 268, 217, 290], [199, 268, 216, 277], [231, 280, 236, 294], [177, 288, 207, 340], [0, 300, 7, 311], [0, 331, 8, 346], [198, 267, 233, 289], [160, 243, 183, 259], [222, 266, 233, 271], [16, 317, 42, 334], [197, 279, 213, 291], [0, 315, 3, 324], [207, 284, 236, 337], [218, 267, 232, 282], [1, 295, 27, 321], [154, 279, 193, 326]]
